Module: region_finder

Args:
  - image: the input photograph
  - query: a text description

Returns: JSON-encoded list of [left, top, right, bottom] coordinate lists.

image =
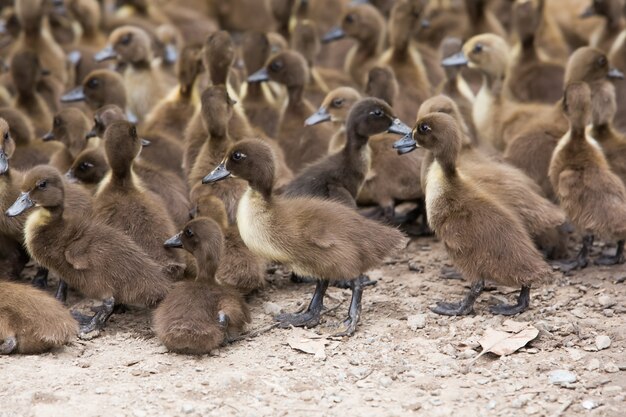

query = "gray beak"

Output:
[[164, 44, 178, 65], [202, 162, 231, 184], [393, 133, 418, 155], [305, 108, 331, 126], [248, 68, 270, 83], [86, 128, 97, 139], [68, 50, 82, 66], [580, 5, 595, 18], [6, 192, 34, 217], [0, 150, 8, 175], [608, 68, 625, 80], [322, 27, 346, 43], [441, 51, 468, 67], [42, 131, 55, 141], [94, 45, 117, 62], [421, 19, 430, 29], [164, 232, 183, 248], [65, 169, 78, 184], [140, 138, 151, 147], [387, 118, 412, 135], [61, 86, 86, 103]]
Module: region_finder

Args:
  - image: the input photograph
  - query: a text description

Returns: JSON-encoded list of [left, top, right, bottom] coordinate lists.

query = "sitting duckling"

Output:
[[153, 218, 250, 355], [43, 108, 92, 174], [394, 113, 552, 316], [5, 166, 172, 336], [0, 107, 54, 171], [0, 282, 77, 354], [549, 82, 626, 271], [203, 139, 405, 336]]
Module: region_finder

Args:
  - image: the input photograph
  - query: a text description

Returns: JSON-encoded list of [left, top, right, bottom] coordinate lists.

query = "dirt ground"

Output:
[[0, 235, 624, 417]]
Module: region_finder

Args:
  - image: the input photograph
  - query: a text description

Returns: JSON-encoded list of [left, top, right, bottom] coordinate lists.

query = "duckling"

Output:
[[193, 195, 267, 294], [5, 166, 172, 336], [94, 120, 185, 279], [61, 69, 132, 119], [550, 82, 626, 271], [43, 108, 92, 174], [94, 26, 174, 121], [203, 139, 405, 336], [505, 0, 565, 104], [464, 0, 507, 38], [364, 66, 399, 109], [0, 107, 56, 171], [415, 0, 469, 50], [581, 0, 625, 53], [10, 51, 54, 137], [608, 28, 626, 133], [0, 282, 77, 354], [66, 0, 107, 49], [188, 86, 247, 224], [66, 147, 108, 194], [153, 217, 249, 354], [210, 0, 275, 33], [240, 31, 282, 138], [321, 4, 386, 86], [248, 51, 334, 173], [285, 97, 409, 207], [393, 112, 552, 316], [0, 118, 27, 244]]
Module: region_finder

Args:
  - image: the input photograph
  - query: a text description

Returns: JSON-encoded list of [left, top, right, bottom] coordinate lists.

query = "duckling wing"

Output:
[[64, 237, 94, 270]]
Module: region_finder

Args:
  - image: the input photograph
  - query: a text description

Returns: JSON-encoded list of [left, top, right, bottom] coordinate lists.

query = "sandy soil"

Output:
[[0, 236, 624, 417]]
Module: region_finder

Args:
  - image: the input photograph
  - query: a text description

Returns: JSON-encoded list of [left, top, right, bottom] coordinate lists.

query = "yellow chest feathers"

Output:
[[425, 162, 447, 218], [24, 208, 52, 249]]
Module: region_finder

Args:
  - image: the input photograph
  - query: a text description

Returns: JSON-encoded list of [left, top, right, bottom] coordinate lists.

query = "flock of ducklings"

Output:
[[0, 0, 625, 356]]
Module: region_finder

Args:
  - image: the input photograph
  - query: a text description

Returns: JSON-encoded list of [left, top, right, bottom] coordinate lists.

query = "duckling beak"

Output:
[[305, 108, 331, 126], [164, 44, 178, 65], [321, 27, 346, 44], [420, 19, 430, 29], [67, 50, 82, 66], [387, 119, 412, 135], [441, 51, 468, 67], [393, 133, 419, 155], [42, 131, 55, 141], [608, 68, 625, 80], [126, 110, 139, 124], [65, 169, 78, 184], [140, 138, 151, 147], [248, 68, 270, 83], [163, 232, 183, 248], [40, 68, 51, 77], [61, 86, 86, 103], [85, 128, 97, 139], [0, 150, 8, 175], [202, 162, 231, 184], [580, 5, 596, 18], [94, 45, 117, 62], [6, 192, 34, 217]]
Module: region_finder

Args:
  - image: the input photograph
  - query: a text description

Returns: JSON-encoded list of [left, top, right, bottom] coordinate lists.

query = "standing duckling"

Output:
[[203, 139, 405, 336], [153, 218, 250, 355], [0, 282, 77, 354], [581, 0, 625, 53], [43, 108, 92, 174], [549, 82, 626, 271], [0, 108, 54, 171], [5, 166, 172, 336], [394, 113, 552, 315]]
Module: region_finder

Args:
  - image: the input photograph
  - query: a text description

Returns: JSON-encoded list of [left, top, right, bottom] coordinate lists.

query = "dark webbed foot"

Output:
[[490, 286, 531, 315], [55, 280, 68, 303], [594, 240, 625, 266], [332, 278, 364, 337], [431, 279, 484, 316], [332, 275, 377, 289], [276, 280, 329, 329], [71, 310, 94, 326], [31, 268, 48, 289], [554, 235, 593, 273], [73, 297, 115, 338], [0, 336, 17, 354]]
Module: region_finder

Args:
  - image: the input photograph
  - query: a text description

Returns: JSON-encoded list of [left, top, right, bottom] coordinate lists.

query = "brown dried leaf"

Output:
[[478, 322, 539, 356]]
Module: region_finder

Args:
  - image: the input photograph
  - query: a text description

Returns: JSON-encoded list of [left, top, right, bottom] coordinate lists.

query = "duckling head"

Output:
[[176, 45, 202, 96], [365, 66, 398, 107], [203, 30, 235, 86], [43, 108, 91, 158], [241, 32, 272, 76], [439, 37, 464, 80], [418, 95, 472, 144], [10, 51, 47, 95], [248, 50, 309, 88], [306, 87, 362, 126], [580, 0, 623, 19], [203, 139, 275, 199], [200, 85, 236, 138], [562, 82, 592, 130], [565, 47, 624, 86], [61, 69, 127, 111], [91, 104, 126, 139], [0, 108, 33, 148], [388, 0, 428, 49], [67, 0, 101, 36], [394, 113, 462, 161], [512, 0, 542, 43], [0, 118, 13, 175], [322, 4, 385, 45], [291, 20, 321, 66], [6, 166, 65, 217], [67, 148, 108, 185], [103, 120, 141, 176], [14, 0, 47, 33], [346, 97, 407, 139], [191, 195, 229, 231], [156, 24, 182, 66], [443, 34, 509, 81], [95, 26, 153, 65]]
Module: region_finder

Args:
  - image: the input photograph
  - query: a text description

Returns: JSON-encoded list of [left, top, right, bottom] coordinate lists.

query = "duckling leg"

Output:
[[333, 278, 364, 337], [31, 267, 48, 289], [554, 235, 593, 273], [276, 280, 329, 328], [332, 275, 377, 289], [74, 297, 115, 337], [0, 336, 17, 354], [594, 240, 625, 266], [55, 280, 68, 303], [431, 279, 484, 316], [490, 286, 531, 315]]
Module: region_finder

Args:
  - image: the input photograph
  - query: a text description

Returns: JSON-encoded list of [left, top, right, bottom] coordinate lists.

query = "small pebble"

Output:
[[407, 314, 427, 330], [94, 387, 106, 395], [262, 302, 282, 316], [586, 358, 600, 371], [181, 404, 194, 414], [379, 376, 393, 388], [595, 335, 611, 350], [604, 362, 619, 373], [486, 400, 496, 410], [581, 400, 598, 410], [598, 295, 615, 308], [548, 370, 577, 385]]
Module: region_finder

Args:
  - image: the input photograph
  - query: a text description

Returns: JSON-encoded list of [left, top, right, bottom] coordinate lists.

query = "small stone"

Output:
[[581, 400, 598, 410], [94, 387, 106, 395], [441, 344, 457, 357], [571, 308, 586, 319], [132, 410, 147, 417], [604, 362, 619, 373], [300, 392, 314, 401], [548, 370, 577, 385], [429, 398, 443, 406], [458, 349, 476, 359], [598, 295, 615, 308], [262, 302, 282, 316], [586, 358, 600, 371], [181, 404, 194, 414], [379, 376, 393, 388], [407, 314, 427, 330], [603, 309, 614, 317], [350, 367, 371, 380], [402, 399, 422, 411], [433, 366, 454, 377], [595, 335, 611, 350], [486, 400, 496, 410], [603, 385, 622, 394]]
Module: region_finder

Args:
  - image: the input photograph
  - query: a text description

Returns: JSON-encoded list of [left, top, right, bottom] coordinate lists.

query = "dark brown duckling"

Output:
[[153, 217, 250, 355], [365, 66, 399, 109], [0, 282, 77, 354], [464, 0, 507, 38], [193, 195, 266, 295], [43, 108, 92, 174], [0, 107, 56, 171], [6, 166, 172, 336], [549, 82, 626, 271], [284, 97, 410, 207], [93, 120, 185, 279], [247, 50, 334, 173], [197, 30, 243, 108], [581, 0, 625, 53], [608, 29, 626, 133], [203, 139, 405, 336], [393, 112, 552, 316]]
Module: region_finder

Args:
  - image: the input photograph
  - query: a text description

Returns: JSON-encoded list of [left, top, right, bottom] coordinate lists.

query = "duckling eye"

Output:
[[270, 60, 283, 72], [79, 162, 94, 171], [418, 122, 431, 134], [596, 56, 608, 68], [473, 43, 484, 54], [344, 14, 355, 24], [53, 117, 61, 127], [37, 180, 47, 189], [231, 151, 246, 162], [332, 98, 344, 108], [86, 78, 100, 89], [3, 132, 8, 141], [120, 33, 133, 46], [129, 125, 137, 138], [184, 228, 194, 238], [370, 108, 384, 117]]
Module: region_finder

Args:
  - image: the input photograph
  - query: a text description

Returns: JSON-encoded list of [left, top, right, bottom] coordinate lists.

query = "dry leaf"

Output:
[[286, 329, 328, 360], [478, 321, 539, 356]]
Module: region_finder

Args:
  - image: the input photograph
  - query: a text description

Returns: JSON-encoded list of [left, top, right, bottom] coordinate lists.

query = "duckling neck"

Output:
[[520, 36, 538, 60], [434, 153, 458, 179], [287, 85, 305, 105], [570, 125, 587, 141], [130, 60, 151, 71], [343, 130, 369, 155], [110, 164, 135, 187], [357, 34, 381, 60], [195, 256, 218, 285]]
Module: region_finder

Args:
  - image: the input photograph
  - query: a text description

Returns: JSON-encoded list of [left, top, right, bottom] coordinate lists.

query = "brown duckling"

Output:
[[94, 120, 185, 279], [153, 218, 250, 354], [608, 29, 626, 133], [248, 50, 334, 173], [549, 82, 626, 271], [0, 118, 27, 243], [505, 0, 565, 104], [581, 0, 625, 53], [0, 107, 56, 171], [43, 108, 92, 174], [464, 0, 507, 38], [0, 282, 77, 354], [203, 139, 405, 336], [285, 97, 410, 207], [6, 166, 172, 336], [394, 113, 552, 316]]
